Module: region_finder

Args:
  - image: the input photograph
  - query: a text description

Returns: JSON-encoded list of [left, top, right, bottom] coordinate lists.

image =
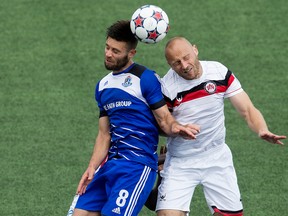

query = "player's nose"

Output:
[[105, 48, 113, 58], [181, 60, 189, 71], [105, 52, 112, 58]]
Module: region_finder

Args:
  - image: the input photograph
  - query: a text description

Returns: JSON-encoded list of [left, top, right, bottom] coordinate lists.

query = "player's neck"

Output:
[[196, 64, 203, 79], [113, 61, 134, 74]]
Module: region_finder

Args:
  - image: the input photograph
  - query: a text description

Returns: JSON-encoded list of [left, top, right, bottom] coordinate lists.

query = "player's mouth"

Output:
[[183, 67, 192, 74], [105, 58, 114, 64]]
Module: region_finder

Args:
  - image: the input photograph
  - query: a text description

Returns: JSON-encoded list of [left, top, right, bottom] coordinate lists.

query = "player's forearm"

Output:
[[88, 150, 107, 170], [157, 114, 179, 137], [245, 107, 269, 135], [153, 105, 193, 137], [88, 135, 110, 169]]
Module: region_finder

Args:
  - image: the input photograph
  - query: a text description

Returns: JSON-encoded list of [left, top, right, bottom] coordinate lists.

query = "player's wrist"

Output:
[[170, 121, 180, 135]]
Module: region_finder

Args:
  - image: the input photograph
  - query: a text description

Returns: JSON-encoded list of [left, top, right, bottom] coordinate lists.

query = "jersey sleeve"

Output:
[[160, 77, 170, 98], [140, 70, 166, 110], [224, 71, 243, 98], [95, 81, 108, 117]]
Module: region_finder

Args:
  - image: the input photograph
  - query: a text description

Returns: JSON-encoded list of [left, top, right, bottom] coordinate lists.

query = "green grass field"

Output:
[[0, 0, 287, 215]]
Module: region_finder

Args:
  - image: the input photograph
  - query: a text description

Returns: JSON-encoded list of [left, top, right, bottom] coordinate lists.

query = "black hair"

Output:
[[106, 20, 138, 50]]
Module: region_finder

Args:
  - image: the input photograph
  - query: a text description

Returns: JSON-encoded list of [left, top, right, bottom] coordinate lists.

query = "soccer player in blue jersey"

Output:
[[71, 21, 200, 216]]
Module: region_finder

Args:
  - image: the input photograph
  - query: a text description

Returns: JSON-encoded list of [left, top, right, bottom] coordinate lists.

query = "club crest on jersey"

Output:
[[122, 76, 132, 87], [176, 95, 183, 103], [172, 94, 183, 107], [204, 81, 217, 94]]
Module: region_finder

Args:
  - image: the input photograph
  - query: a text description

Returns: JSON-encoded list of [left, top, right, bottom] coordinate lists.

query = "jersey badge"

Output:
[[176, 95, 183, 103], [204, 81, 216, 94], [122, 76, 132, 87], [174, 95, 183, 106]]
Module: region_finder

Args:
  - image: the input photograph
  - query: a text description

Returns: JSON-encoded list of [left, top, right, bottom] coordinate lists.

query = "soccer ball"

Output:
[[130, 5, 169, 44]]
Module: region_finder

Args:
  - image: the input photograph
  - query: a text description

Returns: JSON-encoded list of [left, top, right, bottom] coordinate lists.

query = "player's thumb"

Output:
[[87, 168, 95, 180]]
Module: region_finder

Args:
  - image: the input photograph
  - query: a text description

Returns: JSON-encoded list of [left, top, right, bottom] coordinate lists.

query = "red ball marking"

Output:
[[153, 11, 162, 21], [134, 15, 143, 27], [148, 30, 158, 40]]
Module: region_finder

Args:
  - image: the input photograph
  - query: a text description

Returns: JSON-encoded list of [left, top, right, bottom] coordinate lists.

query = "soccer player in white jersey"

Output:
[[71, 22, 199, 216], [156, 37, 286, 216]]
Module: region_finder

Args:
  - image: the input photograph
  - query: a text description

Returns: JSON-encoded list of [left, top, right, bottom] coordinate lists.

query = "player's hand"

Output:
[[76, 166, 96, 195], [185, 124, 201, 135], [259, 131, 286, 145], [173, 123, 200, 139]]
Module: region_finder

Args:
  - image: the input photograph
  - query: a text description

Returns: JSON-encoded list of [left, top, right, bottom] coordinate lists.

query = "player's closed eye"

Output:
[[105, 45, 121, 55], [172, 61, 181, 68]]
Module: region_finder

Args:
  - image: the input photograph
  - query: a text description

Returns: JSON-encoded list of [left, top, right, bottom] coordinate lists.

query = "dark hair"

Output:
[[106, 20, 138, 50]]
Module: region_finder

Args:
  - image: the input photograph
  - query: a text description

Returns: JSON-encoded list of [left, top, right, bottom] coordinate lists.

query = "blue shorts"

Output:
[[75, 159, 157, 216]]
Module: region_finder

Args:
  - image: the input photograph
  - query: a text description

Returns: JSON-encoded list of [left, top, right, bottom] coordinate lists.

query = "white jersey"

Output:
[[161, 61, 243, 157]]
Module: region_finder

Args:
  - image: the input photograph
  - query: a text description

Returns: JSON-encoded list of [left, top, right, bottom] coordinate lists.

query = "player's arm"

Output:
[[76, 116, 111, 195], [229, 91, 286, 145], [142, 69, 199, 138], [152, 104, 200, 139]]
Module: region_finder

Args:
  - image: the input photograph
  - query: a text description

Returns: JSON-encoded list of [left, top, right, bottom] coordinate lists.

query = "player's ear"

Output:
[[192, 44, 199, 56], [129, 49, 137, 58]]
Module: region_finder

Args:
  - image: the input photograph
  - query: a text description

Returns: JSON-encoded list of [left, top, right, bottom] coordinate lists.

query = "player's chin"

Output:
[[104, 61, 116, 70]]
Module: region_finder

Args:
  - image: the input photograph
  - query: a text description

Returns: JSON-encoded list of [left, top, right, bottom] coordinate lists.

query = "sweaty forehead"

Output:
[[166, 43, 190, 61]]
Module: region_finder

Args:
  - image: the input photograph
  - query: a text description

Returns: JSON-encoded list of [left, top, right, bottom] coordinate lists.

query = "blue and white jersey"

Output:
[[95, 63, 166, 170]]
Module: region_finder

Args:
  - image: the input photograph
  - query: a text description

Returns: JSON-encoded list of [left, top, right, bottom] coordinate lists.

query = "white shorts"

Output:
[[156, 144, 243, 214]]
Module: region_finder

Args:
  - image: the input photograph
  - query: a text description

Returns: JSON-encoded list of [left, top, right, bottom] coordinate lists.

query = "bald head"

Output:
[[165, 37, 192, 50], [165, 37, 196, 62]]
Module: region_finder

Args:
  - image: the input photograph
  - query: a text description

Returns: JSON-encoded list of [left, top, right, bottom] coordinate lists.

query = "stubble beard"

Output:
[[104, 55, 129, 72]]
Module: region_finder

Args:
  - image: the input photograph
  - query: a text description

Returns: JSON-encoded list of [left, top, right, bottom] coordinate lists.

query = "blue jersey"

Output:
[[95, 63, 165, 170]]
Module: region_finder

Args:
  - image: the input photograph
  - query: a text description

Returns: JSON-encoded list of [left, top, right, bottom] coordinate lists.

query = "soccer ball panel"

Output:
[[155, 33, 166, 43], [141, 38, 156, 44], [156, 20, 168, 34], [135, 27, 148, 40], [143, 17, 157, 31], [131, 8, 141, 20], [130, 21, 136, 34], [161, 11, 169, 23], [140, 7, 154, 18]]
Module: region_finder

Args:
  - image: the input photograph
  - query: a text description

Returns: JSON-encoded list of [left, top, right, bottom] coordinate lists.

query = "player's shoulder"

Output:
[[98, 72, 112, 83], [201, 60, 227, 71], [162, 68, 176, 82], [201, 60, 230, 79], [96, 72, 113, 91], [132, 63, 162, 86], [130, 63, 156, 78]]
